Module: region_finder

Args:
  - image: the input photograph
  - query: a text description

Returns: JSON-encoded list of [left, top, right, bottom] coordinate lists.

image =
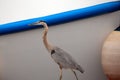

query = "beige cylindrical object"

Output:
[[102, 26, 120, 80]]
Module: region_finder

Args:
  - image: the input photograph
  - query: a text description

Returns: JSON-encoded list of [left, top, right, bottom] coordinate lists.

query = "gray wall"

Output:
[[0, 11, 120, 80]]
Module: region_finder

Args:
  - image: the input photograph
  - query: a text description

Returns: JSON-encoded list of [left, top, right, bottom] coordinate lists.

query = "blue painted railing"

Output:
[[0, 1, 120, 35]]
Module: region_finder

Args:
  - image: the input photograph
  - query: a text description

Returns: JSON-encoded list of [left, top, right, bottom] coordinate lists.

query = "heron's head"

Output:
[[30, 20, 47, 26]]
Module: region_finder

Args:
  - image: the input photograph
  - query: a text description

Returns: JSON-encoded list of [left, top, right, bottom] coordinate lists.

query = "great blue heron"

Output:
[[30, 21, 84, 80]]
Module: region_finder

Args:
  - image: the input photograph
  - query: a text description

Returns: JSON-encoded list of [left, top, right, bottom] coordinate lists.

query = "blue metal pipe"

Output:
[[0, 1, 120, 35]]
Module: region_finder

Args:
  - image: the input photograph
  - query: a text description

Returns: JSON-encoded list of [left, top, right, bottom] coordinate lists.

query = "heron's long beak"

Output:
[[29, 22, 41, 26]]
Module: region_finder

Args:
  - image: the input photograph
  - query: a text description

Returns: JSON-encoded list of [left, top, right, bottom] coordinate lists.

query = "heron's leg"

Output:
[[59, 66, 62, 80], [71, 69, 78, 80]]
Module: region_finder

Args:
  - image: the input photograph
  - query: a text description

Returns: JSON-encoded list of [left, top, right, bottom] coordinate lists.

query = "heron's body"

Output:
[[30, 21, 84, 80], [51, 47, 84, 72]]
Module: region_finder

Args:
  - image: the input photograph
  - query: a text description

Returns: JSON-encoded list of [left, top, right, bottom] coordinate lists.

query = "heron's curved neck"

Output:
[[42, 24, 53, 52]]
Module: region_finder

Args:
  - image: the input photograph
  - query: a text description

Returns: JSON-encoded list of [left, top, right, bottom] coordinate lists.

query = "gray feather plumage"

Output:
[[51, 46, 84, 73]]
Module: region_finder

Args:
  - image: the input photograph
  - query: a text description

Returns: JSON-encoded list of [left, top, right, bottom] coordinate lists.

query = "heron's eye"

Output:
[[51, 50, 55, 55]]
